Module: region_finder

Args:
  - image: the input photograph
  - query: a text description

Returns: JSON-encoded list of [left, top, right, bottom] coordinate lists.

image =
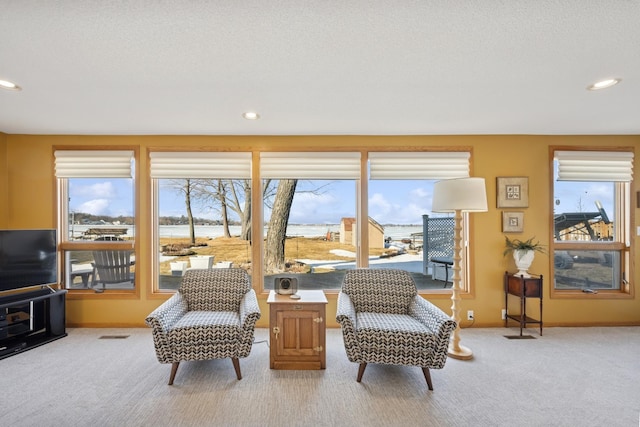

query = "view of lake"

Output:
[[70, 224, 426, 241]]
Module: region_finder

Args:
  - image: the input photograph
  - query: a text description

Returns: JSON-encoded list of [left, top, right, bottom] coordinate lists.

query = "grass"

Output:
[[159, 236, 387, 275], [68, 236, 390, 276]]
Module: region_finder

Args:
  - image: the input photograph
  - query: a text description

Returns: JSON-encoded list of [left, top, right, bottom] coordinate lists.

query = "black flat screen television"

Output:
[[0, 229, 58, 293]]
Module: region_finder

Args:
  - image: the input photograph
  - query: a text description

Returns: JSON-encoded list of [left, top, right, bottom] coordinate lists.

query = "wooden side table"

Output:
[[504, 272, 543, 336], [267, 290, 327, 370]]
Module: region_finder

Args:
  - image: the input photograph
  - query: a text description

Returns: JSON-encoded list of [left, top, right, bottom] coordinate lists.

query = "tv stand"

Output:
[[0, 287, 67, 360]]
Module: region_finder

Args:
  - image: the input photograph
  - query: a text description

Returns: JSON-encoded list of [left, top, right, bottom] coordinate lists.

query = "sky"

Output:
[[68, 178, 440, 225], [158, 179, 439, 225], [68, 175, 616, 226], [69, 178, 134, 218], [553, 161, 615, 217]]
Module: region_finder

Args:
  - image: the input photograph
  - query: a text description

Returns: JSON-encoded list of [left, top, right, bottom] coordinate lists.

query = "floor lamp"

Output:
[[432, 177, 487, 360]]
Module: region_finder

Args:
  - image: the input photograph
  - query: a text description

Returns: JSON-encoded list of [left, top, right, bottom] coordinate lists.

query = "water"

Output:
[[70, 224, 424, 241]]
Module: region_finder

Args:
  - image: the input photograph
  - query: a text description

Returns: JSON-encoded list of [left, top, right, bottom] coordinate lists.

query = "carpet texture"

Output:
[[1, 326, 638, 426]]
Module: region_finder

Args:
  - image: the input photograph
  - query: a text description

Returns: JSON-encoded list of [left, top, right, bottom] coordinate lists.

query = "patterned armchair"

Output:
[[336, 269, 456, 390], [145, 268, 261, 385]]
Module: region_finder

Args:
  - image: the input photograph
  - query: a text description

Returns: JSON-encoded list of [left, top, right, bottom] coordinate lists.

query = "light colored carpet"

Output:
[[1, 326, 639, 427]]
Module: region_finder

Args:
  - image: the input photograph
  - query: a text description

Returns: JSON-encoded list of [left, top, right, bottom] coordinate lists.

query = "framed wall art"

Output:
[[496, 177, 529, 208], [502, 211, 524, 233]]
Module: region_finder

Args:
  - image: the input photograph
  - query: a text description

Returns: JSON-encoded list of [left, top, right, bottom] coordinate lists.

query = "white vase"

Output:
[[513, 250, 535, 277]]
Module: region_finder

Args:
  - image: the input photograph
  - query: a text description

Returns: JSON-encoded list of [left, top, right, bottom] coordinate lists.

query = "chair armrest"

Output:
[[239, 289, 261, 329], [145, 292, 188, 364], [145, 292, 188, 333], [238, 289, 261, 353], [336, 292, 362, 363], [336, 291, 356, 327], [409, 296, 457, 355]]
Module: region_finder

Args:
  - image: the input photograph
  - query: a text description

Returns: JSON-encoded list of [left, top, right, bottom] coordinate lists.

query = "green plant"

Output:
[[503, 236, 546, 257]]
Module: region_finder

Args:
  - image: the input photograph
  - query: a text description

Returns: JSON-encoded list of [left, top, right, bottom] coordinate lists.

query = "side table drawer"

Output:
[[507, 275, 542, 297]]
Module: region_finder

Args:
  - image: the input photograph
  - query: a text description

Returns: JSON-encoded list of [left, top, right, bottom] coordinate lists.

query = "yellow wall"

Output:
[[2, 134, 639, 328]]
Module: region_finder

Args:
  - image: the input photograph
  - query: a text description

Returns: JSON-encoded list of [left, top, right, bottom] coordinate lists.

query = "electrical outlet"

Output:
[[501, 309, 507, 320], [467, 310, 474, 321]]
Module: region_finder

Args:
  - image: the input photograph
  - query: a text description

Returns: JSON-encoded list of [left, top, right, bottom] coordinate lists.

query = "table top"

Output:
[[267, 290, 328, 304], [507, 272, 542, 280]]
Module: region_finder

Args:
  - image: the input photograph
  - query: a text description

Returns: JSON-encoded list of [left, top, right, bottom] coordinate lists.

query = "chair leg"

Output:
[[231, 358, 242, 380], [356, 363, 367, 382], [422, 367, 433, 390], [168, 362, 180, 385]]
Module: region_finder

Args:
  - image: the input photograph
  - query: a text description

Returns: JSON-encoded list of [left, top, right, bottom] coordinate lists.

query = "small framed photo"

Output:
[[502, 211, 524, 233], [497, 177, 529, 208]]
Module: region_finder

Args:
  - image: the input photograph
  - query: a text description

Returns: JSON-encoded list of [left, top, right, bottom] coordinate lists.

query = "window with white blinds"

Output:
[[54, 150, 134, 178], [551, 148, 633, 294], [260, 152, 361, 179], [369, 152, 470, 179], [366, 151, 472, 286], [150, 152, 251, 179], [151, 151, 253, 291], [555, 150, 634, 182], [55, 149, 136, 292]]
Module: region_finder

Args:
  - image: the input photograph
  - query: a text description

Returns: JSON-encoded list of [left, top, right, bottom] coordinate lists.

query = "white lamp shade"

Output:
[[432, 177, 488, 213]]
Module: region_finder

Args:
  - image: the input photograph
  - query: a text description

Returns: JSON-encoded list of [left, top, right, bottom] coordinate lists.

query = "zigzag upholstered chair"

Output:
[[336, 269, 456, 390], [145, 268, 261, 385]]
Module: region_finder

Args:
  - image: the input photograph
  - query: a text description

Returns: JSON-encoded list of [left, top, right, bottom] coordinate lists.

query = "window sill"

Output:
[[66, 289, 139, 300], [550, 289, 633, 300]]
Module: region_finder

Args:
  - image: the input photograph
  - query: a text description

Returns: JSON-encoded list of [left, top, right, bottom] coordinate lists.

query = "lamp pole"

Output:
[[448, 208, 472, 360]]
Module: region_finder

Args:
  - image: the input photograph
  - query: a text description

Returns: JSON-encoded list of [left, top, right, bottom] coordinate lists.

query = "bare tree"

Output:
[[184, 179, 196, 245], [264, 179, 297, 272], [216, 179, 278, 242], [226, 180, 252, 240], [163, 178, 308, 273], [218, 180, 231, 237], [165, 179, 196, 245], [187, 179, 277, 242]]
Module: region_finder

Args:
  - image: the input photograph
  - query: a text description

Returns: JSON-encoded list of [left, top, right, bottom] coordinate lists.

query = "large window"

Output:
[[150, 152, 252, 291], [149, 150, 480, 295], [261, 152, 360, 291], [367, 152, 470, 291], [55, 150, 136, 293], [258, 151, 474, 293], [552, 150, 633, 294]]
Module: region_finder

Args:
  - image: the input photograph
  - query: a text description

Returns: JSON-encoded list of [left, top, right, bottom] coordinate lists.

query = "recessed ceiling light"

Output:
[[587, 78, 621, 91], [242, 111, 260, 120], [0, 79, 21, 91]]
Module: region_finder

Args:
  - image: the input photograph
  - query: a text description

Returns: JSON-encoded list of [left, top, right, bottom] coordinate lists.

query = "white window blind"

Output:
[[54, 150, 134, 178], [555, 151, 634, 182], [260, 152, 361, 179], [369, 152, 470, 179], [150, 152, 252, 179]]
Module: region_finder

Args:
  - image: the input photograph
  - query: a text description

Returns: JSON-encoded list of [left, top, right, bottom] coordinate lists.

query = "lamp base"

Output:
[[448, 343, 473, 360]]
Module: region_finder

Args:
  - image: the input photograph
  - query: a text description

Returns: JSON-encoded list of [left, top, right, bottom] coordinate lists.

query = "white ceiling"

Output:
[[1, 1, 639, 136]]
